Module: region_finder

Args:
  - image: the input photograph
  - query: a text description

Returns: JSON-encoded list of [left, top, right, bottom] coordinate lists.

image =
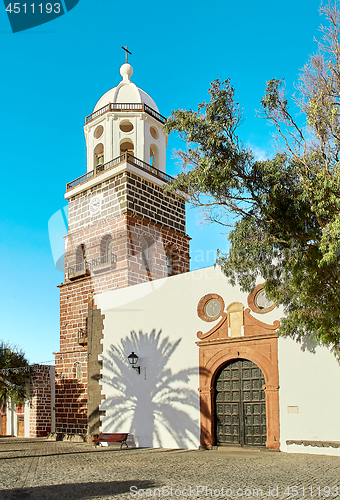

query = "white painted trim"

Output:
[[286, 443, 340, 457], [24, 399, 30, 437], [65, 161, 166, 199]]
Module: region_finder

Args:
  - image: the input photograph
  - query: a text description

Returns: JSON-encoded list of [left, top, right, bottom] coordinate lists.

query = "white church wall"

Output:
[[278, 336, 340, 456], [96, 265, 266, 449], [24, 399, 30, 437], [98, 264, 340, 453]]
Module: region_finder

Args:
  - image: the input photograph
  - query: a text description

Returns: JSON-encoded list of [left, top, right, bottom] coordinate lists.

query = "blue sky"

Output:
[[0, 0, 323, 363]]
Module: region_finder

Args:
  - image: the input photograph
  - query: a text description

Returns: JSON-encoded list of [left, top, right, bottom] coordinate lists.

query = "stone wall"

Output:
[[68, 176, 124, 233], [55, 278, 92, 436], [29, 365, 55, 437], [67, 171, 186, 235], [125, 173, 186, 234], [87, 301, 104, 437], [65, 217, 190, 284], [54, 350, 88, 437]]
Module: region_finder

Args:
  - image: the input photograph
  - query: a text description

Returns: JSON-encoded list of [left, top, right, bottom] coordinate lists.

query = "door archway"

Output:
[[214, 359, 267, 446]]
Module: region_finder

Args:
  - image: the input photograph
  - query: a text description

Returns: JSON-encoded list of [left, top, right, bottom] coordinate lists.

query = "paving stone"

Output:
[[0, 438, 340, 500]]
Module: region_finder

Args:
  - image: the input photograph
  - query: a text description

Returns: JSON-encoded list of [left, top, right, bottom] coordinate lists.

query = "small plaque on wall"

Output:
[[287, 406, 299, 413]]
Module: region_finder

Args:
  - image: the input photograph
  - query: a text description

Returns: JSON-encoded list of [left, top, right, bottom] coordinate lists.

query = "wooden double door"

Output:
[[215, 359, 267, 446]]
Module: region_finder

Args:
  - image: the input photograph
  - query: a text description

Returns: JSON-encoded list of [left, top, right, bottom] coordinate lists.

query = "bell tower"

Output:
[[85, 63, 167, 174], [54, 62, 190, 439]]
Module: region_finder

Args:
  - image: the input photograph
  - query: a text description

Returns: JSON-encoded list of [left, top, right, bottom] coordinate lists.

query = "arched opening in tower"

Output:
[[101, 235, 113, 266], [120, 139, 134, 156], [94, 143, 104, 168], [76, 244, 87, 273], [150, 144, 158, 168]]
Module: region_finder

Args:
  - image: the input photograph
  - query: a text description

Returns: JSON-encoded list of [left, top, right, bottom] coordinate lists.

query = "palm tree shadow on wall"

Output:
[[100, 329, 201, 448]]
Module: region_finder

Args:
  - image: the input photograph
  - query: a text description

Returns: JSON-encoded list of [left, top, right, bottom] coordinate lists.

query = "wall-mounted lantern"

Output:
[[127, 352, 140, 374]]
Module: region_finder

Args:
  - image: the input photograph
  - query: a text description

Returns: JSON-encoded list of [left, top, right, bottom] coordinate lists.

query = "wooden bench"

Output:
[[93, 432, 129, 449]]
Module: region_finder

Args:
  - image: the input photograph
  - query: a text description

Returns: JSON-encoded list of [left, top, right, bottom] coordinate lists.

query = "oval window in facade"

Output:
[[247, 284, 276, 314], [150, 126, 158, 140], [119, 121, 134, 133], [94, 125, 104, 139], [254, 289, 275, 310]]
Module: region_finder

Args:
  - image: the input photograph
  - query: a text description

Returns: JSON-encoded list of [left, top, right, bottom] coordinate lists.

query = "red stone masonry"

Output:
[[29, 365, 55, 437]]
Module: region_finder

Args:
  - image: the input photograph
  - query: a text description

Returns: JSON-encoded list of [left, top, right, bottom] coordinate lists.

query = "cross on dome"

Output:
[[92, 49, 158, 112], [121, 45, 132, 63], [120, 46, 133, 82]]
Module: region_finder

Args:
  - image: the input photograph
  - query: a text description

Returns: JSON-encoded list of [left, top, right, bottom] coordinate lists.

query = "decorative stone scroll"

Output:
[[197, 295, 280, 340]]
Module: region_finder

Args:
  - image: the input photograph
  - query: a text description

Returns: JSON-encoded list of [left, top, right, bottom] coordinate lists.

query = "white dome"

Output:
[[93, 63, 159, 113]]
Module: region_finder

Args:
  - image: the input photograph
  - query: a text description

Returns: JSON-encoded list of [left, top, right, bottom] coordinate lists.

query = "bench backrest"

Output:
[[98, 433, 128, 442]]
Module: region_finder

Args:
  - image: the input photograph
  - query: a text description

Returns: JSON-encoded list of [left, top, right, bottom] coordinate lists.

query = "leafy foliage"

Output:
[[0, 341, 30, 410], [164, 3, 340, 355]]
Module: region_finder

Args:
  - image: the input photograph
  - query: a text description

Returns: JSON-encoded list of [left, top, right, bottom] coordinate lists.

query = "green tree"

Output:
[[0, 341, 31, 411], [164, 3, 340, 355]]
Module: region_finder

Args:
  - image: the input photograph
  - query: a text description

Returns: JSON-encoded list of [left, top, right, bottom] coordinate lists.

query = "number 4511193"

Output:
[[6, 3, 61, 13]]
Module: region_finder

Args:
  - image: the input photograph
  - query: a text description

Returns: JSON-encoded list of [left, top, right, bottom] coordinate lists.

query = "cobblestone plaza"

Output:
[[1, 438, 340, 500]]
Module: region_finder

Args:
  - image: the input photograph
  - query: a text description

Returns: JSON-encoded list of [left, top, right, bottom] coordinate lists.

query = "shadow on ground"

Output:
[[0, 447, 137, 461], [0, 479, 157, 500]]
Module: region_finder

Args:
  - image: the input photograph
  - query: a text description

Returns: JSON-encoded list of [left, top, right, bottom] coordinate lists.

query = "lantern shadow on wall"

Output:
[[100, 329, 203, 448]]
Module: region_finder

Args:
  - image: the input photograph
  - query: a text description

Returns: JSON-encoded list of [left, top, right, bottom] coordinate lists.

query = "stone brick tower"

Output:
[[54, 62, 190, 439]]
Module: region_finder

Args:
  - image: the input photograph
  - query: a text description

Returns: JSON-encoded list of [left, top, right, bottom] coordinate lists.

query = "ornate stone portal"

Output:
[[197, 291, 280, 450]]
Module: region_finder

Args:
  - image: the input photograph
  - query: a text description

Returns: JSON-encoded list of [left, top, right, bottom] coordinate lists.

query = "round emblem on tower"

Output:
[[89, 196, 101, 214]]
